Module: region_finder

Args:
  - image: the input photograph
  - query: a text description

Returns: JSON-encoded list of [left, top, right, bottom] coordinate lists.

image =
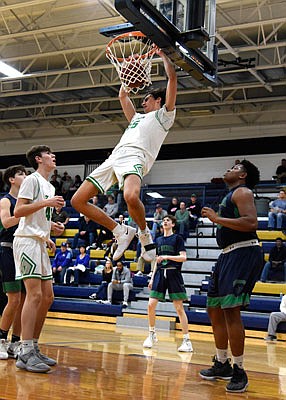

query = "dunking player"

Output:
[[71, 49, 177, 262], [13, 145, 65, 373], [199, 160, 263, 393], [0, 165, 26, 360]]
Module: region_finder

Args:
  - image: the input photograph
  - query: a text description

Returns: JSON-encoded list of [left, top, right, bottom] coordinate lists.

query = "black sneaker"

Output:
[[226, 364, 248, 393], [199, 356, 233, 380]]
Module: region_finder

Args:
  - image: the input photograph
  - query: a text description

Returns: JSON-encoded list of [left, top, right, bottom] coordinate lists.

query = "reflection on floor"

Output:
[[0, 318, 286, 400]]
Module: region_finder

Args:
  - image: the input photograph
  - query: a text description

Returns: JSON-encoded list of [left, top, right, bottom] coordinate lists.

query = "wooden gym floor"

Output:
[[0, 317, 286, 400]]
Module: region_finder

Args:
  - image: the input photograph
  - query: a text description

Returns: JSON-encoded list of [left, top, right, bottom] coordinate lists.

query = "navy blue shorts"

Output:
[[150, 268, 188, 301], [0, 246, 24, 293], [207, 245, 263, 309]]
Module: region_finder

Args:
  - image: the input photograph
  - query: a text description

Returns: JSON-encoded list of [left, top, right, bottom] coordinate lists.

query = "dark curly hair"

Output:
[[240, 159, 260, 189]]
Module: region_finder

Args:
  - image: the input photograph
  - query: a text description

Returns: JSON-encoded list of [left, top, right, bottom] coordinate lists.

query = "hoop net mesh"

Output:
[[106, 32, 156, 94]]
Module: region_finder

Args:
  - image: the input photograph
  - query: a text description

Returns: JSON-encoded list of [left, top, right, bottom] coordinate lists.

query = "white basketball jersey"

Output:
[[113, 105, 176, 164], [14, 171, 55, 241]]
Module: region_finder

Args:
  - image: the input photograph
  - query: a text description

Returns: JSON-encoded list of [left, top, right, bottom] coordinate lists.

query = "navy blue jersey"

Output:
[[0, 194, 17, 243], [156, 233, 186, 271], [216, 185, 258, 249]]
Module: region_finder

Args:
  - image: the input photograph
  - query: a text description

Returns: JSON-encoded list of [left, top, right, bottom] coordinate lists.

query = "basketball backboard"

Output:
[[100, 0, 217, 86]]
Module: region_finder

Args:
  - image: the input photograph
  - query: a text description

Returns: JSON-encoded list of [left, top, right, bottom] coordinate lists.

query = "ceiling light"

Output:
[[0, 61, 23, 78], [146, 192, 165, 199]]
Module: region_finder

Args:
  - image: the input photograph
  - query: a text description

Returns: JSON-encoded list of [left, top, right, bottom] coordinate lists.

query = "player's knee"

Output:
[[7, 293, 21, 309], [124, 191, 139, 207]]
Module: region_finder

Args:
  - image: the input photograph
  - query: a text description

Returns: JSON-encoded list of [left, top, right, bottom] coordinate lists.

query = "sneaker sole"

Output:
[[0, 354, 8, 360], [226, 382, 249, 393], [199, 373, 232, 381], [178, 348, 193, 352]]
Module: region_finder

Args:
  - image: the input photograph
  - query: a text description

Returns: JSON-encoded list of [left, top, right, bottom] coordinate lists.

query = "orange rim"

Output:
[[106, 31, 157, 62]]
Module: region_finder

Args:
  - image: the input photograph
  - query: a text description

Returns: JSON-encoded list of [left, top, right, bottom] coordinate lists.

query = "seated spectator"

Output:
[[265, 294, 286, 341], [188, 193, 202, 230], [151, 203, 167, 240], [175, 202, 189, 240], [72, 215, 98, 249], [105, 260, 133, 307], [260, 238, 286, 282], [103, 194, 118, 219], [268, 190, 286, 230], [167, 197, 179, 216], [89, 259, 114, 300], [52, 242, 73, 284], [275, 159, 286, 184], [52, 205, 70, 227], [66, 245, 90, 286]]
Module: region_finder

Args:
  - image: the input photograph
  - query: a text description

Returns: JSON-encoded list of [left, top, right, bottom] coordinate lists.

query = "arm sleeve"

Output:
[[61, 252, 72, 268], [121, 268, 131, 284]]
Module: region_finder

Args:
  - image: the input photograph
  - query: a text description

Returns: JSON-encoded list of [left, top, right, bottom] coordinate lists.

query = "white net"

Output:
[[106, 32, 156, 94]]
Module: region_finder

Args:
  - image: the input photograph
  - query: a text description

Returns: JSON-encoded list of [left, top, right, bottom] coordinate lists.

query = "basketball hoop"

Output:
[[106, 31, 157, 94]]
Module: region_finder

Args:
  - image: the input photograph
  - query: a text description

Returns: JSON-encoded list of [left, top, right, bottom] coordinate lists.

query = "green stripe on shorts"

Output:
[[86, 176, 104, 193], [150, 290, 166, 301], [2, 281, 22, 293], [207, 293, 250, 309], [169, 292, 188, 301]]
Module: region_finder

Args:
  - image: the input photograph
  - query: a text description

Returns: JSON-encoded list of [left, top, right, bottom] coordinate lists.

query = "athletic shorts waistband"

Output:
[[222, 239, 259, 254]]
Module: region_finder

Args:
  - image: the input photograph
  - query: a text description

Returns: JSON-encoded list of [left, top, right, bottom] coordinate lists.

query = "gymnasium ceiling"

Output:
[[0, 0, 285, 148]]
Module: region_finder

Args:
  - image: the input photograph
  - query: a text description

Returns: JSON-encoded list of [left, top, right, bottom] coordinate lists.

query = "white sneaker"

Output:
[[0, 339, 8, 360], [102, 300, 111, 305], [113, 225, 136, 261], [7, 341, 22, 359], [89, 293, 97, 300], [143, 331, 158, 348], [135, 271, 143, 276], [122, 301, 128, 308], [147, 272, 153, 278], [178, 339, 193, 352], [139, 228, 156, 262]]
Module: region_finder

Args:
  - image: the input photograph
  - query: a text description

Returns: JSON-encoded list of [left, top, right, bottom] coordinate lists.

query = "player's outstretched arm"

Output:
[[157, 49, 177, 111], [119, 85, 136, 123]]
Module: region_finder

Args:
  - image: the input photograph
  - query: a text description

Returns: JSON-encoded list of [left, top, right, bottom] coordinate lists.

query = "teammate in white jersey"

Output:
[[13, 145, 65, 373], [72, 49, 177, 262]]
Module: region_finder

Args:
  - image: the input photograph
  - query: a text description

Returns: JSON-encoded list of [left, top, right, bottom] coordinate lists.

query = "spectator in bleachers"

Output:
[[167, 196, 179, 216], [67, 175, 82, 200], [72, 215, 98, 249], [65, 245, 90, 286], [52, 205, 70, 227], [187, 193, 202, 230], [175, 202, 189, 240], [275, 159, 286, 184], [61, 174, 73, 199], [103, 194, 118, 219], [151, 203, 167, 240], [105, 260, 133, 307], [52, 242, 73, 284], [51, 169, 61, 182], [50, 175, 61, 195], [260, 238, 286, 282], [89, 259, 114, 301], [91, 195, 103, 209], [268, 190, 286, 230], [265, 294, 286, 341]]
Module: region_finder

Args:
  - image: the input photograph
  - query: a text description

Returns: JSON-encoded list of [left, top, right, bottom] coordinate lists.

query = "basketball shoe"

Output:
[[113, 225, 136, 261], [16, 349, 51, 373], [226, 364, 248, 393], [0, 339, 8, 360], [139, 228, 156, 262], [7, 341, 21, 359], [178, 339, 193, 352], [199, 356, 233, 380], [143, 331, 158, 348], [35, 348, 57, 366]]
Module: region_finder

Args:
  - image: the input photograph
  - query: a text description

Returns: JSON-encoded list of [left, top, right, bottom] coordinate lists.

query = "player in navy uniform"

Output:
[[143, 215, 193, 352], [199, 160, 262, 393], [0, 165, 26, 360]]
